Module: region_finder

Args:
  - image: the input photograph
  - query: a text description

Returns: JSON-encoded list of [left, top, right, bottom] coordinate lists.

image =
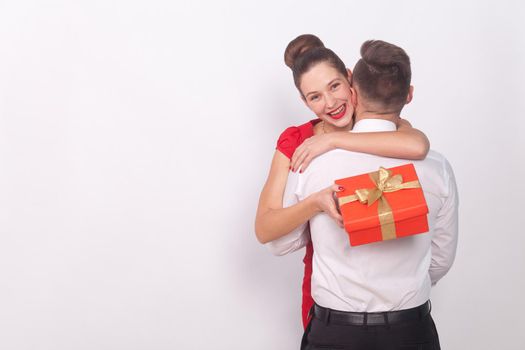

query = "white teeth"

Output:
[[328, 104, 345, 116]]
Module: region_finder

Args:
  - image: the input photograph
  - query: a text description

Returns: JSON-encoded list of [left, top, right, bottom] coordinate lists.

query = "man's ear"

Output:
[[347, 68, 353, 82], [406, 85, 414, 104], [350, 86, 357, 108]]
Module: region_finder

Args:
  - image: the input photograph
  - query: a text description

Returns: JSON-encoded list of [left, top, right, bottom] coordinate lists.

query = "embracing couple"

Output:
[[255, 35, 458, 350]]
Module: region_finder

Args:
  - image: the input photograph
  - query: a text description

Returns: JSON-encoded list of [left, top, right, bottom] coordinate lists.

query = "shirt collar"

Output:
[[351, 119, 397, 133]]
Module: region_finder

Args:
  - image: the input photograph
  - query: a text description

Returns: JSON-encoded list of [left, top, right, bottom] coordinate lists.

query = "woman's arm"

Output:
[[255, 150, 342, 244], [290, 118, 430, 172]]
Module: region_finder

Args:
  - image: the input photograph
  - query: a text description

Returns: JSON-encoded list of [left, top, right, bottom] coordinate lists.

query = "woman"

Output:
[[255, 34, 429, 329]]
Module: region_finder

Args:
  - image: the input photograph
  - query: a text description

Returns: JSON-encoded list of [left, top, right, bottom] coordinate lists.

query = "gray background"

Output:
[[1, 0, 524, 349]]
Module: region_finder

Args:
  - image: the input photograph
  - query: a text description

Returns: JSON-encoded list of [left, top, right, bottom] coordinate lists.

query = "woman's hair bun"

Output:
[[284, 34, 347, 92], [284, 34, 325, 69]]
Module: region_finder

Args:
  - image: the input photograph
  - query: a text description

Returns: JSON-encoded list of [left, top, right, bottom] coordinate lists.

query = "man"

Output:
[[267, 40, 458, 350]]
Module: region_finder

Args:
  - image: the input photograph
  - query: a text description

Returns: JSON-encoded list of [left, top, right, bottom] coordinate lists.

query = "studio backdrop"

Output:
[[0, 0, 524, 349]]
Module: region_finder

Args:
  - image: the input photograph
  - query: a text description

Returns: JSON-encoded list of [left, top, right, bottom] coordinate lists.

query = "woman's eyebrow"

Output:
[[305, 90, 319, 98], [327, 78, 341, 85]]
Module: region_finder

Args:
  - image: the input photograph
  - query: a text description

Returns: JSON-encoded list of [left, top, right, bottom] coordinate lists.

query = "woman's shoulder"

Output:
[[276, 119, 320, 159]]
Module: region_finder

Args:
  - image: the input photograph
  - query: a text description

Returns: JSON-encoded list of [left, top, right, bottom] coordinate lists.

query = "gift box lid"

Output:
[[334, 164, 429, 232]]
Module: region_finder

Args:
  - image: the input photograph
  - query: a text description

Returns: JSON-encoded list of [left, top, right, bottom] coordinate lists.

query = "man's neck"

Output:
[[354, 110, 400, 124]]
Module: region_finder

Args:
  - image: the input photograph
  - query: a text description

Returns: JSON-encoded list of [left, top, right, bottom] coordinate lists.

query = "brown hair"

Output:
[[352, 40, 411, 112], [284, 34, 347, 94]]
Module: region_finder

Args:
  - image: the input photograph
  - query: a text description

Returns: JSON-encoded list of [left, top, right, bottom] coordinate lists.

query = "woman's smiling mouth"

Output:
[[327, 104, 347, 120]]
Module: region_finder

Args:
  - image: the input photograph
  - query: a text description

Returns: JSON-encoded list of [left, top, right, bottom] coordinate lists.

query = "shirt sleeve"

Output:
[[276, 126, 302, 159], [265, 171, 310, 256], [429, 159, 459, 285]]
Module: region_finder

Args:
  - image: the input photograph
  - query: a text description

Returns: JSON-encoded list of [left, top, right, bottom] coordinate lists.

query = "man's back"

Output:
[[295, 122, 458, 312]]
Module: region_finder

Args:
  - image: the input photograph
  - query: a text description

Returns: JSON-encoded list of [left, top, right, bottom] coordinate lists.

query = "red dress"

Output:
[[275, 119, 320, 329]]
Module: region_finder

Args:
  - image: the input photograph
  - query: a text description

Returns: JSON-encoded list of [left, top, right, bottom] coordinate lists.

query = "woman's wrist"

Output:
[[329, 131, 346, 150], [305, 193, 323, 214]]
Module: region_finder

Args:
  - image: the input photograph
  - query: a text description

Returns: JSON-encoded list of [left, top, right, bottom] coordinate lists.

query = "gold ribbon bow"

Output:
[[338, 167, 421, 241]]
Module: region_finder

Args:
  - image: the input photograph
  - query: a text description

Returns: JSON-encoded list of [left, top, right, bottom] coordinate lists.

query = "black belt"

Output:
[[313, 301, 431, 326]]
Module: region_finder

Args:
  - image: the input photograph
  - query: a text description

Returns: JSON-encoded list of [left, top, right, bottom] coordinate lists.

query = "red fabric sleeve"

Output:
[[275, 120, 317, 159], [276, 126, 301, 160]]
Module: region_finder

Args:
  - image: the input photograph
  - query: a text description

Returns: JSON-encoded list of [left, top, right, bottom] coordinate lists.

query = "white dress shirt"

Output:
[[266, 119, 459, 312]]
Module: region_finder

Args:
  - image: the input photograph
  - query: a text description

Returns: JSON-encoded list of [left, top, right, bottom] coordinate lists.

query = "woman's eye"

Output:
[[331, 83, 340, 90], [310, 95, 319, 102]]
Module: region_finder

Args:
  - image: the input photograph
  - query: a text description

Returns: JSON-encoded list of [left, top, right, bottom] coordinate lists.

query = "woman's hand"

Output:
[[291, 133, 335, 172], [310, 184, 344, 228]]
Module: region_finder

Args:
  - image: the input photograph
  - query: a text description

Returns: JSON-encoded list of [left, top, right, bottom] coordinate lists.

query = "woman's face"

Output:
[[299, 62, 355, 132]]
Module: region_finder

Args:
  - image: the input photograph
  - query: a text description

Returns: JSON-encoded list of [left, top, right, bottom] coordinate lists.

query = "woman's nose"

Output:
[[325, 93, 337, 108]]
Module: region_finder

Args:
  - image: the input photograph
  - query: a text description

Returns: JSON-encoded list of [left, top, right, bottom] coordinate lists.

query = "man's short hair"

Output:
[[353, 40, 411, 112]]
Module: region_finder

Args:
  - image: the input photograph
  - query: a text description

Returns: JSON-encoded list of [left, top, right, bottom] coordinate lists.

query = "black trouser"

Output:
[[301, 302, 441, 350]]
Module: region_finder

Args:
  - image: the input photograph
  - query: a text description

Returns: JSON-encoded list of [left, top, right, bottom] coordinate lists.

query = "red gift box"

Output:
[[334, 164, 429, 246]]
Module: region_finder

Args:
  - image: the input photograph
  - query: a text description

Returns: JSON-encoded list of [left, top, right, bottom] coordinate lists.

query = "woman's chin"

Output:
[[329, 115, 352, 130], [324, 123, 351, 133]]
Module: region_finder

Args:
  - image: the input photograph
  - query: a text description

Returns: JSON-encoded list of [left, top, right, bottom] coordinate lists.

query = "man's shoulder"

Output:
[[413, 150, 456, 197], [425, 149, 448, 163], [420, 150, 455, 175]]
